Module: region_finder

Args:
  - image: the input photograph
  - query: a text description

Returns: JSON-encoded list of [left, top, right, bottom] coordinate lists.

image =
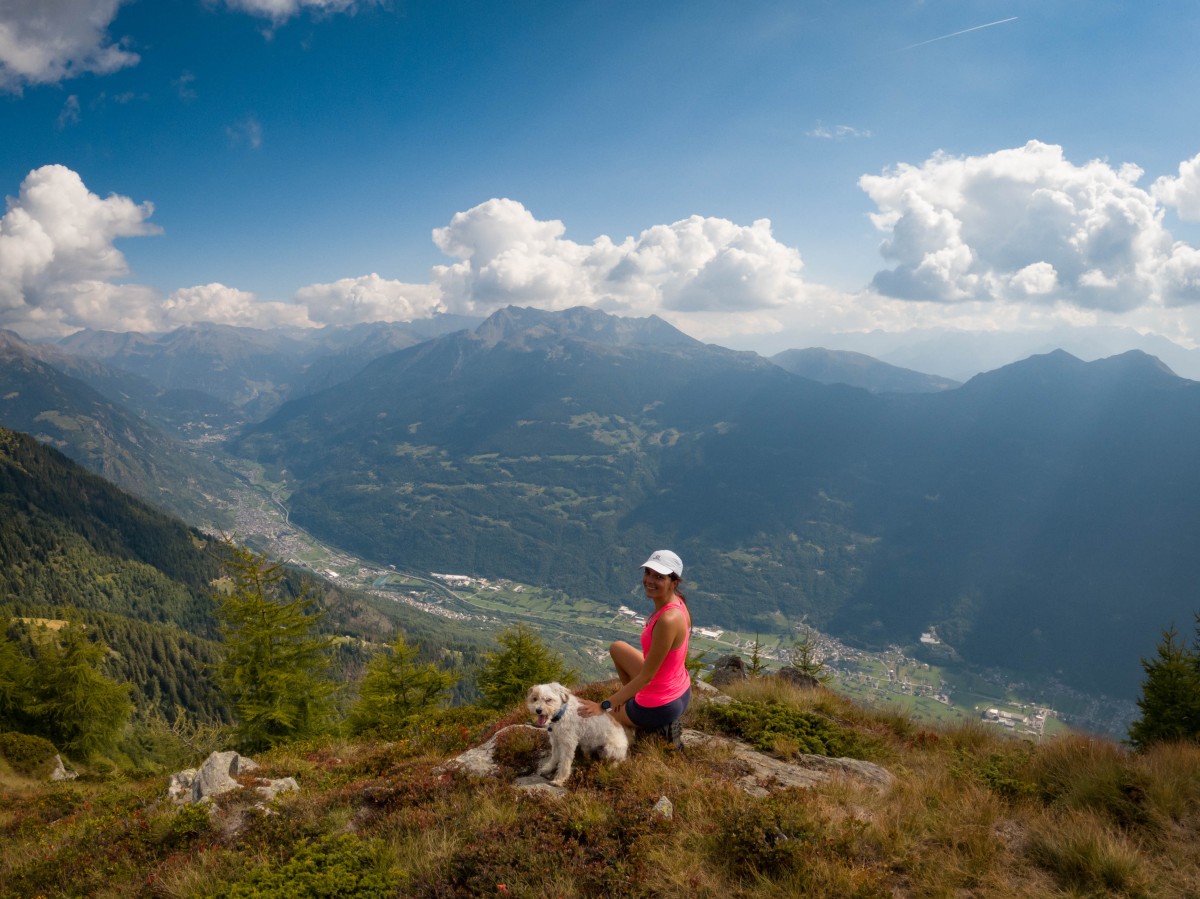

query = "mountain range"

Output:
[[3, 306, 1195, 704], [770, 347, 960, 393], [228, 307, 1200, 700]]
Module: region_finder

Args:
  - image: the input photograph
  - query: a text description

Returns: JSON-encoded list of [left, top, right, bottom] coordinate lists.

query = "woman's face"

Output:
[[642, 567, 675, 602]]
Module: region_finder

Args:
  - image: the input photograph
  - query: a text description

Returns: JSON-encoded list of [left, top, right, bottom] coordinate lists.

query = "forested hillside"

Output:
[[0, 425, 512, 725], [0, 425, 229, 719]]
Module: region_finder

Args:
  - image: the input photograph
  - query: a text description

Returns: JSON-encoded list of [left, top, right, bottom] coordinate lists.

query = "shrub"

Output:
[[491, 726, 548, 778], [697, 699, 864, 758], [716, 794, 816, 879], [224, 834, 399, 898], [0, 731, 59, 778], [951, 746, 1038, 800]]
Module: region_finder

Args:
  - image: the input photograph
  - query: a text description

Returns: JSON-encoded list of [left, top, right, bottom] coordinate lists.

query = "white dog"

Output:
[[526, 682, 632, 785]]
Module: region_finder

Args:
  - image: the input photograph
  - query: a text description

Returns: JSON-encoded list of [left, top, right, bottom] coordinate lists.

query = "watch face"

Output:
[[600, 700, 611, 711]]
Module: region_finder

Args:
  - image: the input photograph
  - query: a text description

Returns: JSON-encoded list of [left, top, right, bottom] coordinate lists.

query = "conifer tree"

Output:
[[347, 634, 458, 736], [477, 624, 576, 710], [28, 621, 133, 757], [215, 544, 335, 751], [748, 634, 768, 677], [789, 627, 829, 684], [0, 618, 32, 728], [1128, 622, 1200, 750]]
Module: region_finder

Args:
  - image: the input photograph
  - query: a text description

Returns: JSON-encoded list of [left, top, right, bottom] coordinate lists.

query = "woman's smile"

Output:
[[643, 568, 673, 600]]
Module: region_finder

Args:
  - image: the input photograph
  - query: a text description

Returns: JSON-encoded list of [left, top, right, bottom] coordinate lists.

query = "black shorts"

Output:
[[625, 687, 691, 731]]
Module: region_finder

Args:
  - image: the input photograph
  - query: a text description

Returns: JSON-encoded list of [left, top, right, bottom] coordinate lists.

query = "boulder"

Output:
[[774, 667, 824, 690], [191, 750, 259, 803], [442, 724, 545, 778], [167, 768, 198, 804], [445, 721, 893, 799], [49, 754, 78, 782], [255, 776, 299, 802], [680, 729, 894, 796], [709, 654, 748, 688]]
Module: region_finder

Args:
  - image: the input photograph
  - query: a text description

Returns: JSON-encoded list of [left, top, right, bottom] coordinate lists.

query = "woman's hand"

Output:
[[577, 698, 603, 718]]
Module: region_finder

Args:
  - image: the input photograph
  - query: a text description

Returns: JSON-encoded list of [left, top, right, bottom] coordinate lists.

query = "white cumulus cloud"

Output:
[[1152, 152, 1200, 223], [294, 273, 444, 325], [430, 198, 806, 318], [0, 0, 138, 91], [162, 283, 310, 329], [859, 141, 1199, 313], [0, 164, 160, 335]]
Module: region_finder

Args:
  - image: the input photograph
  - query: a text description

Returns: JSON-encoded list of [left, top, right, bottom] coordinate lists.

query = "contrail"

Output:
[[900, 16, 1018, 51]]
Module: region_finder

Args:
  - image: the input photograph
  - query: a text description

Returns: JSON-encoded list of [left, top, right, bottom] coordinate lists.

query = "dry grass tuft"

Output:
[[1025, 808, 1151, 896]]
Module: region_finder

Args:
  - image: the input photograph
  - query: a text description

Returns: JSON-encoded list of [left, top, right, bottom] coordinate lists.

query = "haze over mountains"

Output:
[[2, 306, 1196, 710]]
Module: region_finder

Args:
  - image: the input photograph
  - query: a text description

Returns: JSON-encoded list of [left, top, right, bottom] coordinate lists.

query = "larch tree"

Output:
[[215, 543, 335, 752], [476, 624, 576, 710], [347, 634, 458, 736], [1128, 621, 1200, 751]]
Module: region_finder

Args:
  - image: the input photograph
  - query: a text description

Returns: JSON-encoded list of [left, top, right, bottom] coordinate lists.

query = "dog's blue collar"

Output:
[[550, 704, 568, 725]]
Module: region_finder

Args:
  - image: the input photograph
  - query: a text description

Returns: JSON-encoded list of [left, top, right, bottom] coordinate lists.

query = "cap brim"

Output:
[[641, 561, 674, 575]]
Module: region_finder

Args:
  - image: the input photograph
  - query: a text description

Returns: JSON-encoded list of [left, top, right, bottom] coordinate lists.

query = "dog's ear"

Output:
[[557, 685, 571, 706], [526, 686, 538, 704]]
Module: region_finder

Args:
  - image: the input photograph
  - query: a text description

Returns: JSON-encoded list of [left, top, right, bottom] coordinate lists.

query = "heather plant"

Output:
[[225, 833, 399, 898]]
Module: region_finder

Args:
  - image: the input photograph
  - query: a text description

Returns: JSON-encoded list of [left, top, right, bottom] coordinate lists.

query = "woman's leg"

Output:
[[609, 640, 643, 685]]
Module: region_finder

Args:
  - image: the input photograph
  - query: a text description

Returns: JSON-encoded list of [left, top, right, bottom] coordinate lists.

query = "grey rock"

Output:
[[514, 775, 568, 798], [167, 768, 197, 804], [191, 750, 259, 803], [652, 796, 674, 819], [442, 724, 543, 778], [255, 776, 299, 802], [49, 754, 78, 782], [709, 654, 748, 688], [168, 751, 299, 808], [680, 729, 894, 796], [775, 667, 824, 690]]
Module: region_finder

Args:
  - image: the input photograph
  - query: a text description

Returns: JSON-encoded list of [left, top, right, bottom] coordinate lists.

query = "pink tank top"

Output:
[[636, 600, 691, 707]]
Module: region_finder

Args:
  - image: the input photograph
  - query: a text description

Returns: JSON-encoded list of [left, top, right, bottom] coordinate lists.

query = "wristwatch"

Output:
[[600, 699, 612, 712]]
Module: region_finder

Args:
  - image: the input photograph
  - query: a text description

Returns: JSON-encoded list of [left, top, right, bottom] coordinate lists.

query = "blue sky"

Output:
[[4, 0, 1200, 369]]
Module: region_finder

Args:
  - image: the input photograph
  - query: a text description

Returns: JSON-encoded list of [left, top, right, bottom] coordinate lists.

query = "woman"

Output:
[[579, 549, 691, 744]]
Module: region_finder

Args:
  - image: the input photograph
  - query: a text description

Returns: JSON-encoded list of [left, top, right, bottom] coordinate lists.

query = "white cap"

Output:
[[640, 549, 683, 578]]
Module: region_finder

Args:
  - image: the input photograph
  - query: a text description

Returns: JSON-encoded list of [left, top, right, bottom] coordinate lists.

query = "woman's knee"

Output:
[[610, 640, 642, 665]]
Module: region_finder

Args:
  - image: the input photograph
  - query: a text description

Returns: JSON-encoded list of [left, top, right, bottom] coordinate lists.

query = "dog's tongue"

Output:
[[537, 713, 548, 727]]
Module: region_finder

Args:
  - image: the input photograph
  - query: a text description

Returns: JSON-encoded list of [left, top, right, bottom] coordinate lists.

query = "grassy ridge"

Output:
[[1, 679, 1197, 897]]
